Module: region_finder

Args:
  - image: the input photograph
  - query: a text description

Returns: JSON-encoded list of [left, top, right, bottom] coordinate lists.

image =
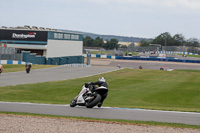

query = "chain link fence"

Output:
[[85, 46, 200, 56], [0, 47, 22, 61], [128, 46, 200, 54]]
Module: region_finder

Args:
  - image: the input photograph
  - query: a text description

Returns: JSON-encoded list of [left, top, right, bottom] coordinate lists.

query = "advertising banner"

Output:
[[0, 29, 48, 42]]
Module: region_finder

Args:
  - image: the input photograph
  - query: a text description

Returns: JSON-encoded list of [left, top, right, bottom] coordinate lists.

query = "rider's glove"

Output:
[[85, 83, 89, 88]]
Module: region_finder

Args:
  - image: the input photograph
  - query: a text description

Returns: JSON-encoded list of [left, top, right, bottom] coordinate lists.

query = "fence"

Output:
[[127, 46, 200, 55], [85, 46, 200, 56], [22, 51, 84, 65], [84, 54, 200, 64], [0, 47, 22, 61], [0, 47, 84, 65]]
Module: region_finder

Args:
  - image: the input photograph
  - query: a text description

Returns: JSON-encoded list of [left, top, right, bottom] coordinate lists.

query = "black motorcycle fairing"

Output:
[[95, 87, 108, 96]]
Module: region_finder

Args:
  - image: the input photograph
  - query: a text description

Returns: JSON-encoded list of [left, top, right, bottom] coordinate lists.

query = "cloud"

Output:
[[177, 0, 200, 9], [83, 0, 200, 10]]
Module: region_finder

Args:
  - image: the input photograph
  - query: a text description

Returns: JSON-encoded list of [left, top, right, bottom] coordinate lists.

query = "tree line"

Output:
[[83, 32, 200, 50], [140, 32, 199, 47], [83, 36, 119, 50]]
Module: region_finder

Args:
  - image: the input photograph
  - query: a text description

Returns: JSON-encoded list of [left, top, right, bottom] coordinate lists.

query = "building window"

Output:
[[64, 34, 70, 39], [71, 35, 79, 40], [54, 33, 63, 39]]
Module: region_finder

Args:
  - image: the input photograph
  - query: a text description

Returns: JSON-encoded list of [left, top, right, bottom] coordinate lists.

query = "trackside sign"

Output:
[[0, 29, 47, 42], [12, 32, 37, 39]]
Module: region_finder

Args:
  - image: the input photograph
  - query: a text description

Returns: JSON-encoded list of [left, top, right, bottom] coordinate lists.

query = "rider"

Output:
[[25, 62, 32, 73], [0, 64, 3, 74], [160, 67, 164, 70], [86, 77, 108, 107]]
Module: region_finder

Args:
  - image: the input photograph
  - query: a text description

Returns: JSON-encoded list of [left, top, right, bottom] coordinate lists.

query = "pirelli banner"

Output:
[[0, 29, 48, 42]]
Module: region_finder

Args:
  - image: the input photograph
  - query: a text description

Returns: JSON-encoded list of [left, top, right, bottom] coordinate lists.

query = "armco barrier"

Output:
[[83, 54, 200, 64], [116, 56, 200, 63], [107, 55, 111, 59], [83, 54, 116, 59], [0, 60, 26, 65], [96, 54, 101, 58], [153, 51, 198, 55], [0, 60, 91, 68]]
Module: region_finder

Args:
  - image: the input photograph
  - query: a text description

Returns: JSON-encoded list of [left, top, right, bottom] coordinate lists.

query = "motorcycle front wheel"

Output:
[[85, 93, 101, 108], [70, 99, 77, 107]]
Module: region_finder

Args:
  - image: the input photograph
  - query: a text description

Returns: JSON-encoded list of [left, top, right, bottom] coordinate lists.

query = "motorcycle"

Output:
[[26, 67, 30, 73], [70, 84, 108, 108], [25, 63, 31, 74], [0, 65, 2, 74]]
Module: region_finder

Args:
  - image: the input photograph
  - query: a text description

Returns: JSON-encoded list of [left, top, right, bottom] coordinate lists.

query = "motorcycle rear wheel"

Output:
[[85, 93, 101, 108]]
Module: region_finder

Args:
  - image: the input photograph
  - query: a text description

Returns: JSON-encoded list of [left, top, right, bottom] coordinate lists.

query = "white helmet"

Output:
[[98, 77, 106, 82]]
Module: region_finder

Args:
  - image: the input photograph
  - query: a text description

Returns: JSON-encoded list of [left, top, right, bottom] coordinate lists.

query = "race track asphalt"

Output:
[[0, 102, 200, 126], [0, 66, 119, 87], [90, 58, 200, 70]]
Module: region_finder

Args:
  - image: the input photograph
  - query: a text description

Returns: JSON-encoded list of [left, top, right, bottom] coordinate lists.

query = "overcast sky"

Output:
[[0, 0, 200, 39]]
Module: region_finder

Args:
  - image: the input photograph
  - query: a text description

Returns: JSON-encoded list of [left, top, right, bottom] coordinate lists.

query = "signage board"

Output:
[[0, 29, 48, 42]]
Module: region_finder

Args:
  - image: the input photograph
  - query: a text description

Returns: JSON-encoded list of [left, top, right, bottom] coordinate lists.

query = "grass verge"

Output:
[[0, 112, 200, 129], [1, 64, 58, 73], [90, 51, 138, 56], [0, 68, 200, 112]]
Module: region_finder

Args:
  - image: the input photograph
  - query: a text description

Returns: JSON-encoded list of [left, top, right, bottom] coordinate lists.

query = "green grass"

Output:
[[90, 51, 112, 55], [187, 55, 200, 58], [175, 69, 200, 73], [90, 51, 138, 56], [1, 64, 58, 73], [0, 68, 200, 112], [1, 112, 200, 129]]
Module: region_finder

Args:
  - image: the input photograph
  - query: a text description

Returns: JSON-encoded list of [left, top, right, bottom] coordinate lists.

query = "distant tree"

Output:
[[140, 39, 150, 47], [84, 36, 119, 49], [94, 37, 104, 47], [120, 45, 128, 49], [152, 32, 173, 46], [102, 40, 108, 50], [83, 36, 94, 47], [185, 38, 199, 47], [172, 34, 185, 46], [103, 38, 119, 50], [137, 32, 199, 47], [109, 38, 119, 50]]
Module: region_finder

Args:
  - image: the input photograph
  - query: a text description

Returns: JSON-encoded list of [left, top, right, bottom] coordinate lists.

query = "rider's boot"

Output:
[[97, 102, 102, 108]]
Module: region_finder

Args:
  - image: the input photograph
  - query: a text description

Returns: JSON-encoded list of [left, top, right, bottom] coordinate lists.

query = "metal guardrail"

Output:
[[83, 46, 200, 56], [0, 47, 22, 61]]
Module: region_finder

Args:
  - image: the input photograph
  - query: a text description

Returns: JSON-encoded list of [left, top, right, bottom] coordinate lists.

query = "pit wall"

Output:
[[23, 51, 84, 65]]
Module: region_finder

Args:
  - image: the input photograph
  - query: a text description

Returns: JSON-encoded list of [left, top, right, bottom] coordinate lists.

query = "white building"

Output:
[[0, 26, 83, 58]]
